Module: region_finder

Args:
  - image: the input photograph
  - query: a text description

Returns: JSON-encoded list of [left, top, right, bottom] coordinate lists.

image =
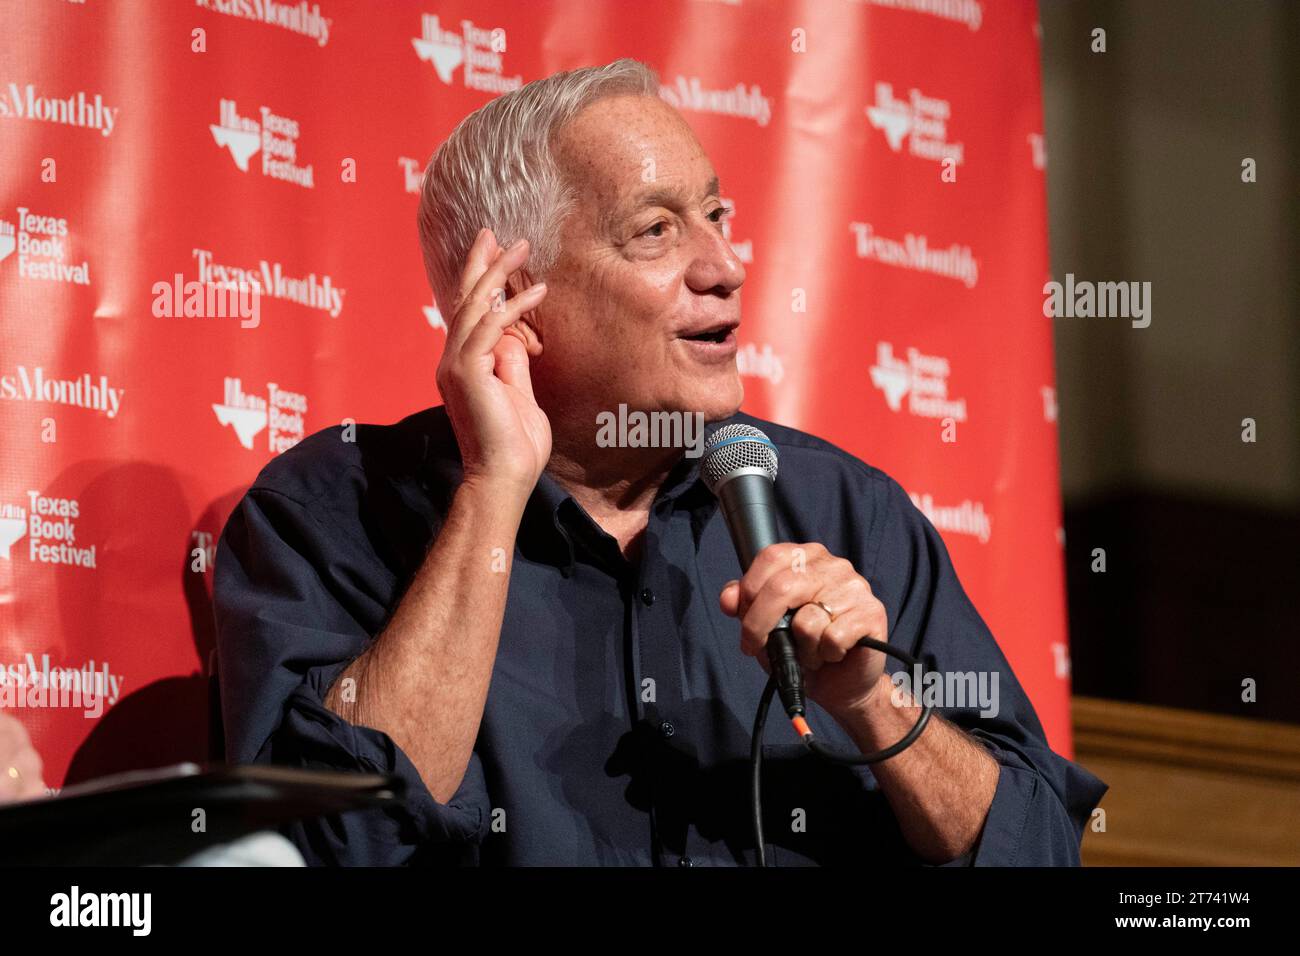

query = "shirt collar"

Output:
[[422, 404, 742, 575], [518, 471, 578, 573], [518, 446, 715, 577]]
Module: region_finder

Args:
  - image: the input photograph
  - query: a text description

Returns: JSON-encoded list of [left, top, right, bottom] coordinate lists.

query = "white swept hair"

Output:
[[417, 57, 660, 313]]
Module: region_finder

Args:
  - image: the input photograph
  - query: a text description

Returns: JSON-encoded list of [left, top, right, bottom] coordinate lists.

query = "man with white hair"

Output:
[[214, 58, 1105, 866]]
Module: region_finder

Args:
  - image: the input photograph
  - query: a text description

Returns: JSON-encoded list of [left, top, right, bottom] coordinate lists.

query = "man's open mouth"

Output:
[[679, 323, 737, 343]]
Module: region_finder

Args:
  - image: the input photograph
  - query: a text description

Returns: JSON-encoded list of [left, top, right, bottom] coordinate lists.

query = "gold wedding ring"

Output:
[[815, 601, 837, 622]]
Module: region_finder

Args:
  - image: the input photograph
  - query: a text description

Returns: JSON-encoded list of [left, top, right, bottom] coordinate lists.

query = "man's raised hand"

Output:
[[436, 227, 550, 495]]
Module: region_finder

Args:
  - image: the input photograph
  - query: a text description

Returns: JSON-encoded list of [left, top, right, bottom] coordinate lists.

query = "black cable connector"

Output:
[[764, 625, 806, 718]]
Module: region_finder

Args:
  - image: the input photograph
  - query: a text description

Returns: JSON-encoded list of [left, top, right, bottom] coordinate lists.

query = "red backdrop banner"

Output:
[[0, 0, 1070, 791]]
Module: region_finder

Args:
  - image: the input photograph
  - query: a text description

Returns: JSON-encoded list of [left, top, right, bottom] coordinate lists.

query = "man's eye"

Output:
[[709, 206, 731, 225], [641, 221, 667, 238]]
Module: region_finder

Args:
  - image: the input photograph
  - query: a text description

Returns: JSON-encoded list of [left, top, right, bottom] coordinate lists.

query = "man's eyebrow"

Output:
[[608, 175, 722, 226]]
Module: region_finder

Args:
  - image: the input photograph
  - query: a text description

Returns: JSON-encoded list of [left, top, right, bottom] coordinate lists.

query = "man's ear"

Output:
[[507, 268, 544, 357], [510, 310, 544, 357]]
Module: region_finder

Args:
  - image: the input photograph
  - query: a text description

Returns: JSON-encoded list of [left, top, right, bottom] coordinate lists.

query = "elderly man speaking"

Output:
[[213, 58, 1105, 867]]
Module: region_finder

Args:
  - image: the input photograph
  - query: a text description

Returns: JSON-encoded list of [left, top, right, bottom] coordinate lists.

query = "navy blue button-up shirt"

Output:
[[212, 405, 1106, 866]]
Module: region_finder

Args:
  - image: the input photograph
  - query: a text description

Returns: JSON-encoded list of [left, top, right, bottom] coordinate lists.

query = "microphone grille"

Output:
[[702, 423, 778, 493]]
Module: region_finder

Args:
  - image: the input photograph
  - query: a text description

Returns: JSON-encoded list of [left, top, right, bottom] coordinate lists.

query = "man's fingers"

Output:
[[791, 602, 837, 664], [789, 603, 855, 671], [739, 568, 820, 654], [449, 226, 498, 320], [462, 282, 546, 364], [737, 543, 798, 610], [798, 604, 879, 668], [492, 328, 535, 397], [719, 580, 741, 616], [449, 238, 533, 354]]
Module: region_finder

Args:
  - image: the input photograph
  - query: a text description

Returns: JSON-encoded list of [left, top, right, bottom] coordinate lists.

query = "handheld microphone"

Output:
[[702, 423, 805, 718]]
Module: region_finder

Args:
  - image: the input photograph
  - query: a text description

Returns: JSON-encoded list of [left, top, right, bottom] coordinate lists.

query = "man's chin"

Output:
[[682, 375, 744, 423]]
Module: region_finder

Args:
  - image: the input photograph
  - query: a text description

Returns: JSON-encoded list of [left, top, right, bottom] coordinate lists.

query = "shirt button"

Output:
[[678, 856, 695, 867], [639, 588, 656, 606], [659, 720, 675, 738]]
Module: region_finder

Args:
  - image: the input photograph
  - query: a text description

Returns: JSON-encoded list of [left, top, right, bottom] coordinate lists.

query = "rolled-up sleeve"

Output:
[[868, 476, 1107, 867], [213, 483, 491, 866], [960, 729, 1101, 866]]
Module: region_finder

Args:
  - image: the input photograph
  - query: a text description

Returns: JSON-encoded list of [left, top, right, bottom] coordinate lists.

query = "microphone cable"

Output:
[[697, 422, 935, 866], [749, 635, 933, 867]]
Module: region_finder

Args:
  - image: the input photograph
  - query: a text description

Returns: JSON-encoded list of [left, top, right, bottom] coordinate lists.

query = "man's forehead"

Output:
[[554, 97, 718, 209], [557, 93, 691, 157]]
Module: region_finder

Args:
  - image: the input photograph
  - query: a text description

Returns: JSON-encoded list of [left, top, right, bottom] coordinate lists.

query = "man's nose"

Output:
[[684, 215, 746, 295]]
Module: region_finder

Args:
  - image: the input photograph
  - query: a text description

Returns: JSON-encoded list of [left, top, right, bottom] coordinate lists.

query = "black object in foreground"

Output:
[[0, 764, 403, 865]]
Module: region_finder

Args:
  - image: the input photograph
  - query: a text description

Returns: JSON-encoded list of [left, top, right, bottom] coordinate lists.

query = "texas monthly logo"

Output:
[[0, 206, 90, 285], [212, 377, 308, 454], [210, 98, 315, 188], [0, 82, 118, 137], [194, 0, 333, 47], [0, 492, 97, 569], [191, 247, 344, 317], [0, 366, 124, 418], [411, 13, 523, 93], [908, 490, 992, 544], [658, 76, 773, 128]]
